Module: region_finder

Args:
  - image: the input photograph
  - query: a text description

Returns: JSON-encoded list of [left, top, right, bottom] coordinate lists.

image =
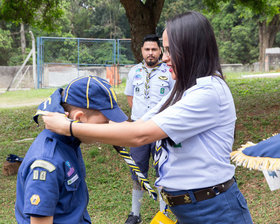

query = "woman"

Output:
[[43, 11, 253, 224]]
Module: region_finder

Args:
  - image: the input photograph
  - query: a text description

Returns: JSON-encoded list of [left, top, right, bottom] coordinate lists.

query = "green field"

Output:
[[0, 74, 280, 223]]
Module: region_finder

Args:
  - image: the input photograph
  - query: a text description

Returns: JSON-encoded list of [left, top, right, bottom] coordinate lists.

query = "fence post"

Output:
[[29, 31, 37, 89]]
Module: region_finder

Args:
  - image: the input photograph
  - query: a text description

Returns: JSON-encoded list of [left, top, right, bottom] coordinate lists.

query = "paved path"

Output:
[[0, 99, 43, 108], [242, 73, 280, 78]]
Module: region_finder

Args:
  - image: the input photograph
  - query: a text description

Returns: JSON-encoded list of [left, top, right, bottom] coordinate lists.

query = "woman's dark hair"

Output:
[[159, 11, 223, 113]]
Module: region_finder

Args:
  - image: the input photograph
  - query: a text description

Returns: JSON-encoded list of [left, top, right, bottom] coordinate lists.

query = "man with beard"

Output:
[[124, 34, 175, 224]]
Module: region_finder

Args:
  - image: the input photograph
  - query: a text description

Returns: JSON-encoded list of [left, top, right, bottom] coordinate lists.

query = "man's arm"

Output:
[[126, 95, 133, 108], [31, 216, 53, 224]]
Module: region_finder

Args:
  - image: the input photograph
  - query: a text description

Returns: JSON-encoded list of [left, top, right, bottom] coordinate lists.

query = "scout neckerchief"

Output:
[[142, 60, 162, 99], [113, 145, 157, 200], [153, 138, 168, 172]]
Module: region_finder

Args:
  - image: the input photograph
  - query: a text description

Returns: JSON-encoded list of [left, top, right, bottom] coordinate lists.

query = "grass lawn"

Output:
[[0, 73, 280, 223]]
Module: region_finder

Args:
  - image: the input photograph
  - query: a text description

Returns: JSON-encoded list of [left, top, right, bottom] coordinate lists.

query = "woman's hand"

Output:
[[42, 112, 71, 136]]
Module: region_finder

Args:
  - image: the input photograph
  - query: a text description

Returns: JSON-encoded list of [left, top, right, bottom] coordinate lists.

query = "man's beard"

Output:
[[146, 60, 158, 67]]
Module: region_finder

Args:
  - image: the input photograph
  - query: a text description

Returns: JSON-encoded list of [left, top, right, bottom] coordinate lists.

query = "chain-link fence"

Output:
[[37, 37, 137, 88]]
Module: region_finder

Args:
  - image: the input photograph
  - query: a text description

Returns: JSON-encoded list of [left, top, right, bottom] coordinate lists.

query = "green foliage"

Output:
[[210, 2, 259, 64], [0, 0, 280, 66], [0, 28, 12, 65], [0, 0, 64, 32]]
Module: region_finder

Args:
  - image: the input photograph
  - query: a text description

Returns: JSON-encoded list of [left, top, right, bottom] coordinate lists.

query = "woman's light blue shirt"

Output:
[[142, 76, 236, 190]]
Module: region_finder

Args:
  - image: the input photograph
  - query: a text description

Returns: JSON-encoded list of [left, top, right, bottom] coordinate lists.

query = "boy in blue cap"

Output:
[[15, 75, 127, 224]]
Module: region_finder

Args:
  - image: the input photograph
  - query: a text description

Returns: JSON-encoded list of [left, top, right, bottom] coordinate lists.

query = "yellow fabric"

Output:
[[150, 211, 177, 224]]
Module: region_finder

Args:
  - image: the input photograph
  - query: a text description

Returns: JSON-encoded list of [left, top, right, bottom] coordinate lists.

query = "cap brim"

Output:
[[101, 107, 128, 123]]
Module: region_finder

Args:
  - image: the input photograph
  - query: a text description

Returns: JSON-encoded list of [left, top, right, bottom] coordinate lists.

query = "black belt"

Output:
[[161, 177, 235, 207]]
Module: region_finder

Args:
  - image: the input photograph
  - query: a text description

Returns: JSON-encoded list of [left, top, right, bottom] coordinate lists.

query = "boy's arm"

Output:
[[31, 216, 53, 224]]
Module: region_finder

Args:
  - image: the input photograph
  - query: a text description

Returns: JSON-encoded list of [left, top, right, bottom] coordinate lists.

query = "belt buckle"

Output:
[[212, 186, 220, 195], [184, 194, 191, 204], [161, 191, 171, 207]]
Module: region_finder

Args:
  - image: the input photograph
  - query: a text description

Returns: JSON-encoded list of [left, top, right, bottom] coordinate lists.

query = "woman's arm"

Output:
[[43, 113, 167, 146]]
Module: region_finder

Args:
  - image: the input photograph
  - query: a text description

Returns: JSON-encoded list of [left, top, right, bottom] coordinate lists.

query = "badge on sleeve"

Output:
[[33, 170, 39, 180], [30, 194, 40, 205], [30, 160, 56, 172], [40, 171, 47, 180]]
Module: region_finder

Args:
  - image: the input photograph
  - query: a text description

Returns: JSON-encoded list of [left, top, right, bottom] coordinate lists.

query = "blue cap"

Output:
[[62, 76, 128, 122]]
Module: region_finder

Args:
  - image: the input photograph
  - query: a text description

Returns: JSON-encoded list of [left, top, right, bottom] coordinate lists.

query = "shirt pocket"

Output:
[[156, 80, 171, 96], [62, 174, 81, 212], [133, 79, 144, 96]]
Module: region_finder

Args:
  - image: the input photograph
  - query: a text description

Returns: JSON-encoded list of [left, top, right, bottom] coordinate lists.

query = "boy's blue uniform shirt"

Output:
[[15, 130, 91, 223]]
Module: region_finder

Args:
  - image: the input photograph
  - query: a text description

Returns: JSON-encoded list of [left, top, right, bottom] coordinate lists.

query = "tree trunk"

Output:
[[258, 15, 280, 71], [20, 23, 26, 58], [120, 0, 165, 62]]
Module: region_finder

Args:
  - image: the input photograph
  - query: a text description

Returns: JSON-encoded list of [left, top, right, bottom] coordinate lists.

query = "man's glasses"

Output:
[[161, 47, 170, 57]]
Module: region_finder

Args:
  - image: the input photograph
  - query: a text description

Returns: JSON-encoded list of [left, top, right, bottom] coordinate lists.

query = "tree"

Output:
[[120, 0, 280, 67], [120, 0, 165, 62], [0, 0, 64, 31], [258, 14, 280, 70], [207, 0, 280, 69], [209, 1, 258, 64]]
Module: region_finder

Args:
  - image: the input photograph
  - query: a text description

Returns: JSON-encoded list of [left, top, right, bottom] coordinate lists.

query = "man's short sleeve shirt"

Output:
[[124, 62, 175, 120]]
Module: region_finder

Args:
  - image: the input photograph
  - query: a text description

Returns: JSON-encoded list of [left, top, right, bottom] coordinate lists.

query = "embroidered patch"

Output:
[[33, 170, 39, 180], [160, 87, 165, 94], [135, 74, 142, 80], [67, 173, 79, 185], [173, 143, 182, 148], [159, 76, 168, 80], [30, 194, 40, 205], [136, 68, 142, 73], [40, 171, 47, 181], [161, 69, 167, 73], [30, 160, 56, 172], [135, 87, 140, 93], [65, 161, 75, 177]]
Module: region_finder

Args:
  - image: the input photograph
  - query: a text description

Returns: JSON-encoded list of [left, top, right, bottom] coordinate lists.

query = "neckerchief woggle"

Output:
[[231, 133, 280, 171]]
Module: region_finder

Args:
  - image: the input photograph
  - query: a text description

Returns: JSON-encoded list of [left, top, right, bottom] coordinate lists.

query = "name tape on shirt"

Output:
[[67, 174, 79, 185]]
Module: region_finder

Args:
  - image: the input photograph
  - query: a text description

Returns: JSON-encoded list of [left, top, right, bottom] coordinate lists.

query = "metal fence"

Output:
[[37, 37, 137, 88]]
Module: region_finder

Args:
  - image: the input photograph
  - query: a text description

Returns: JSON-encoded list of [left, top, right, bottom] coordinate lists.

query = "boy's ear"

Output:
[[72, 110, 87, 123]]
